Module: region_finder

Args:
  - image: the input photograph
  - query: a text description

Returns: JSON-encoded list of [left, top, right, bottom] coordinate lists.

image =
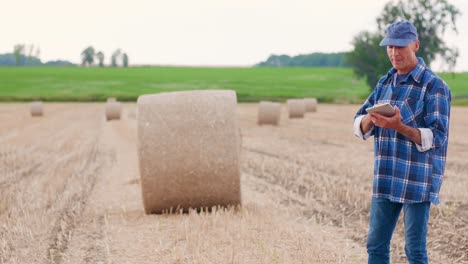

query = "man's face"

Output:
[[386, 40, 419, 74]]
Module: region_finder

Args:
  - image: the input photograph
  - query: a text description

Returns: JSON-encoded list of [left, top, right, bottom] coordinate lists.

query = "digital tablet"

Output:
[[365, 103, 395, 117]]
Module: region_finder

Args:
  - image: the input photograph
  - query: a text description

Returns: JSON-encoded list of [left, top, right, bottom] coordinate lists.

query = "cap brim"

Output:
[[379, 38, 414, 47]]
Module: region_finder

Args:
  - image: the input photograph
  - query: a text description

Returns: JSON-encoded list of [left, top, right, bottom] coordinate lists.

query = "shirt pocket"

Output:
[[399, 97, 424, 127]]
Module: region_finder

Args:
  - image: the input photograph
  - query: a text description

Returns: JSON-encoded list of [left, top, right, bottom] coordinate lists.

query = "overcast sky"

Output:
[[1, 0, 467, 71]]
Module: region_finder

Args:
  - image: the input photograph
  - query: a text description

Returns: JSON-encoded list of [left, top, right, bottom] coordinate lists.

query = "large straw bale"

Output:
[[105, 101, 122, 120], [137, 90, 241, 214], [30, 101, 43, 117], [304, 98, 318, 112], [287, 99, 306, 118], [257, 101, 281, 126]]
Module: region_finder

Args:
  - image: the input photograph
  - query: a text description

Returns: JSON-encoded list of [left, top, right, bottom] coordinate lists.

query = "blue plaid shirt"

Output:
[[354, 58, 451, 204]]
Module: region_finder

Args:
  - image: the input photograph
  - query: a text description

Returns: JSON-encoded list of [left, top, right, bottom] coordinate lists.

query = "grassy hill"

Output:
[[0, 66, 466, 104]]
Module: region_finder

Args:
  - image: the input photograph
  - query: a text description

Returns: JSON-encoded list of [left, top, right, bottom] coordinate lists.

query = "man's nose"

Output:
[[389, 46, 398, 57]]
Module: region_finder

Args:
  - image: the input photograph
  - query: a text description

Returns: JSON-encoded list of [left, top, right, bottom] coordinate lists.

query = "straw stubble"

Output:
[[137, 90, 241, 214]]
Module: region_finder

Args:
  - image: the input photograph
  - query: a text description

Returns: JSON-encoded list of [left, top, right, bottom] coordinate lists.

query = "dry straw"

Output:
[[105, 101, 122, 121], [287, 99, 306, 118], [30, 101, 43, 117], [257, 101, 281, 126], [304, 98, 318, 112], [127, 109, 137, 119], [137, 90, 242, 214]]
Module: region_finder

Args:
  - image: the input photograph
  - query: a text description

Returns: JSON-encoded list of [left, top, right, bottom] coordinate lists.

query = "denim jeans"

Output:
[[367, 197, 431, 264]]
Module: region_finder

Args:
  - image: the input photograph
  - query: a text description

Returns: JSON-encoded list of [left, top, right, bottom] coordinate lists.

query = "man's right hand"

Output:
[[360, 114, 375, 134]]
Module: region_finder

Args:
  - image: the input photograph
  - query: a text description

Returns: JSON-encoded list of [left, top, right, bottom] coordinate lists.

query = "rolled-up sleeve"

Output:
[[415, 128, 433, 152], [354, 115, 374, 140]]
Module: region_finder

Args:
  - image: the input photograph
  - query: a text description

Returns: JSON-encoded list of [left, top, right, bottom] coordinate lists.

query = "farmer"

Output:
[[353, 20, 451, 264]]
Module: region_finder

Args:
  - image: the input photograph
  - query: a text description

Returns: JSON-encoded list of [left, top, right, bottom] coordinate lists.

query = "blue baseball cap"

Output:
[[379, 20, 418, 47]]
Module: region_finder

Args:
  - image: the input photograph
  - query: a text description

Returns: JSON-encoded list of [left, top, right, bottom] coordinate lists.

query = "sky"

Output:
[[1, 0, 467, 71]]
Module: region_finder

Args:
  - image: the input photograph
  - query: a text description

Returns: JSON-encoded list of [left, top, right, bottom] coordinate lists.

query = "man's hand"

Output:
[[369, 106, 422, 145], [369, 106, 402, 130]]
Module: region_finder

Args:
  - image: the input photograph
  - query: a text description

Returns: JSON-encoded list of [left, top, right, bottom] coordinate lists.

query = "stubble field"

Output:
[[0, 103, 467, 263]]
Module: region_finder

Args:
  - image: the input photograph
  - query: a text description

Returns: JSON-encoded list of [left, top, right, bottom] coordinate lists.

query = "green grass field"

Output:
[[0, 66, 467, 104]]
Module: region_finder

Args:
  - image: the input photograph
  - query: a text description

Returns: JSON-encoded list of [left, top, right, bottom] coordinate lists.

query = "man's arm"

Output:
[[360, 114, 375, 135], [353, 91, 377, 140], [393, 122, 422, 145], [353, 114, 374, 140], [369, 107, 421, 145]]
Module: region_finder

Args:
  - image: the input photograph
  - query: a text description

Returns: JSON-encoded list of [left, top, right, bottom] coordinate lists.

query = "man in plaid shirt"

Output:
[[353, 20, 451, 264]]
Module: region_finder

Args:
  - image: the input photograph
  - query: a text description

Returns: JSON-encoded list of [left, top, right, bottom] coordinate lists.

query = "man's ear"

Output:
[[413, 40, 420, 52]]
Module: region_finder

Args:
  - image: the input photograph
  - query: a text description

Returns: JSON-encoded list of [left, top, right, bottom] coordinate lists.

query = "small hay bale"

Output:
[[137, 90, 241, 214], [287, 99, 305, 118], [30, 101, 43, 117], [105, 101, 122, 121], [257, 101, 281, 126], [304, 98, 318, 112]]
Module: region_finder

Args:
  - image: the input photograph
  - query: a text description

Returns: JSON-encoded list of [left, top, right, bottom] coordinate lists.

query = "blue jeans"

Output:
[[367, 197, 431, 264]]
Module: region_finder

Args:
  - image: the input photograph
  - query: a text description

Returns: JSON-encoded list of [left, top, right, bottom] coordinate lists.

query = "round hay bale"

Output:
[[287, 99, 305, 118], [107, 97, 117, 102], [257, 101, 281, 126], [137, 90, 241, 214], [30, 101, 43, 117], [105, 101, 122, 121], [304, 98, 318, 112]]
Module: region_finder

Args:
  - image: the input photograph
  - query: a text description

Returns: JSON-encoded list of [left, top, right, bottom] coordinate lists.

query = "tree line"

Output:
[[0, 44, 130, 67], [256, 52, 350, 68], [0, 44, 74, 66], [81, 46, 129, 67]]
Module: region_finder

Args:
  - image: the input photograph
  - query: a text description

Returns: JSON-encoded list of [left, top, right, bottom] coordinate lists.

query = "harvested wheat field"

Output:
[[0, 103, 467, 264]]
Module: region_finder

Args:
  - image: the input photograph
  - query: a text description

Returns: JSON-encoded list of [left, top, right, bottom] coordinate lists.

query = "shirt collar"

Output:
[[386, 57, 426, 84]]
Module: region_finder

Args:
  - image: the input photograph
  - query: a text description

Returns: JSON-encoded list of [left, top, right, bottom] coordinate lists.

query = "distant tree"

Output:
[[347, 0, 461, 90], [13, 44, 25, 66], [96, 51, 105, 67], [22, 44, 41, 65], [111, 49, 122, 67], [122, 53, 129, 67], [35, 47, 41, 62], [347, 32, 391, 90], [27, 45, 34, 65], [257, 54, 291, 67], [81, 46, 95, 66]]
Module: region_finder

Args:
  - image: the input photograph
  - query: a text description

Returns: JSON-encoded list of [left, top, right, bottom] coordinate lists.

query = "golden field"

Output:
[[0, 103, 467, 263]]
